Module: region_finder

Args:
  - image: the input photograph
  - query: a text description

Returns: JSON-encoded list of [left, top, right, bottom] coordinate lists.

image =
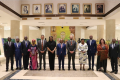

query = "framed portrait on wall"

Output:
[[44, 3, 53, 14], [95, 3, 105, 14], [83, 3, 92, 14], [32, 4, 41, 15], [21, 4, 30, 15], [71, 3, 80, 14], [58, 3, 67, 14]]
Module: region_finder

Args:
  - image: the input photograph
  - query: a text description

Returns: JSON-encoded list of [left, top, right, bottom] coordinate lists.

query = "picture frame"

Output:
[[58, 3, 67, 14], [32, 4, 42, 15], [44, 3, 53, 14], [71, 3, 80, 14], [21, 4, 30, 15], [83, 3, 92, 14], [95, 3, 105, 14]]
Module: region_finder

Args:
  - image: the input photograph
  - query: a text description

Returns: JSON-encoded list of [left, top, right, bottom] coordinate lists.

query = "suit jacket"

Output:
[[37, 40, 47, 53], [67, 40, 76, 54], [21, 40, 31, 55], [14, 43, 22, 57], [87, 40, 97, 55], [4, 42, 15, 57], [109, 43, 120, 58], [57, 43, 66, 56]]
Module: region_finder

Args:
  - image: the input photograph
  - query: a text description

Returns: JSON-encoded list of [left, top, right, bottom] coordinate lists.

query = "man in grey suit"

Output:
[[67, 35, 76, 70], [109, 39, 120, 74], [38, 35, 47, 70]]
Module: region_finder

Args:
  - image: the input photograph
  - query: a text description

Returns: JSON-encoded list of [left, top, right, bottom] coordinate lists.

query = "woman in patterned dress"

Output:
[[28, 39, 38, 70], [78, 39, 88, 70]]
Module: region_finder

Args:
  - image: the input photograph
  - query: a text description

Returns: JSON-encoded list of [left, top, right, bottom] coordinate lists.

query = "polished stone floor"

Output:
[[0, 53, 120, 80]]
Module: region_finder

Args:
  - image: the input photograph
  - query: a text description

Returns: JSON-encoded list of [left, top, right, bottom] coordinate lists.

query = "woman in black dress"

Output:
[[47, 36, 56, 70]]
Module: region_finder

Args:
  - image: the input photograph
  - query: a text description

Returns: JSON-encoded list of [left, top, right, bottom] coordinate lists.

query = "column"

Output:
[[11, 20, 20, 39], [0, 25, 4, 55], [97, 25, 104, 40], [75, 26, 81, 40], [106, 19, 115, 40], [45, 27, 50, 41], [22, 25, 29, 40]]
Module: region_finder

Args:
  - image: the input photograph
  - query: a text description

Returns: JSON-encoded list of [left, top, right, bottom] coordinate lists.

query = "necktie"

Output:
[[42, 40, 43, 50], [61, 44, 62, 53], [71, 41, 72, 45], [26, 43, 27, 47]]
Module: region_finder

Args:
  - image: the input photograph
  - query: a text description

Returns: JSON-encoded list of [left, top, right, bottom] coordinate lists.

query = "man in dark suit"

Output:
[[87, 35, 97, 71], [38, 35, 47, 70], [4, 37, 15, 72], [67, 35, 76, 70], [109, 39, 119, 74], [57, 39, 66, 70], [21, 36, 31, 70]]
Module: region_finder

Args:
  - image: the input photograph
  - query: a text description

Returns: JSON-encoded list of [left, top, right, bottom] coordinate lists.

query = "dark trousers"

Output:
[[39, 53, 46, 69], [68, 53, 75, 69], [111, 57, 118, 72], [48, 52, 55, 70], [88, 54, 94, 69], [58, 54, 64, 69], [15, 56, 21, 68], [6, 56, 14, 70], [96, 56, 107, 72], [23, 54, 29, 69]]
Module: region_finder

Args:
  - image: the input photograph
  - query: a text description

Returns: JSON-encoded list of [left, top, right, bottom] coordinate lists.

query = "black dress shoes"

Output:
[[68, 68, 70, 70], [39, 68, 41, 70], [73, 69, 76, 71], [59, 69, 61, 70], [110, 71, 114, 73], [11, 69, 14, 71], [6, 69, 8, 72], [115, 71, 118, 74], [16, 68, 18, 70], [88, 68, 91, 70], [62, 69, 65, 71], [44, 69, 46, 70]]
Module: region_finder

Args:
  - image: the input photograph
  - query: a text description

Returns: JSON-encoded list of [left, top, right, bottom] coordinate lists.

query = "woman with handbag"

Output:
[[96, 38, 108, 73]]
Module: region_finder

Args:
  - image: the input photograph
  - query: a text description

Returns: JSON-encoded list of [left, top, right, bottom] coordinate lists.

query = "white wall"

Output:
[[105, 0, 120, 13], [21, 0, 105, 15], [0, 0, 21, 14]]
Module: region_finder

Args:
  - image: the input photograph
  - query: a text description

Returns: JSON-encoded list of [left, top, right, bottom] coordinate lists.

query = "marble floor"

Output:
[[0, 53, 120, 80]]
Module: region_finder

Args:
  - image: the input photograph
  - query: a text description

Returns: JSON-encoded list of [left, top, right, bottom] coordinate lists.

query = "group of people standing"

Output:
[[4, 35, 120, 74]]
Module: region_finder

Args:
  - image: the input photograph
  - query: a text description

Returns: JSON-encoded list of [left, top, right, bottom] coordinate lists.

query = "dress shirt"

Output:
[[41, 39, 44, 45], [90, 40, 92, 46], [112, 43, 115, 49]]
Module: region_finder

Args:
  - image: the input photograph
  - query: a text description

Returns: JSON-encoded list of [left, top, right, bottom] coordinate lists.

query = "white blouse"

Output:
[[78, 43, 88, 52]]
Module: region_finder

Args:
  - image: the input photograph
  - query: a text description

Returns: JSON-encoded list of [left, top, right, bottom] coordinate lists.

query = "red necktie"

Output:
[[71, 41, 72, 45]]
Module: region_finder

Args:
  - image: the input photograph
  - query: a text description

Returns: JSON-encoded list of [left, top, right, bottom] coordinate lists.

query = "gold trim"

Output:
[[46, 17, 52, 19], [21, 4, 30, 15], [32, 4, 41, 15], [71, 3, 80, 14], [73, 17, 79, 19], [58, 3, 67, 14], [44, 3, 53, 14], [34, 18, 40, 20], [83, 3, 92, 14], [97, 17, 103, 19], [59, 17, 65, 19], [85, 17, 91, 19], [22, 18, 27, 20]]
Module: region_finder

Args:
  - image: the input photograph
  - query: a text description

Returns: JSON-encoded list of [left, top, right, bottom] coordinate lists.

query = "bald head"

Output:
[[24, 36, 28, 41], [89, 35, 93, 40], [60, 39, 63, 43], [112, 39, 116, 43], [70, 35, 73, 40]]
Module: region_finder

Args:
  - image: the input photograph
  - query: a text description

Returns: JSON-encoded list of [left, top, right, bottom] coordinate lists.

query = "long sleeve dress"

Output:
[[78, 43, 88, 64]]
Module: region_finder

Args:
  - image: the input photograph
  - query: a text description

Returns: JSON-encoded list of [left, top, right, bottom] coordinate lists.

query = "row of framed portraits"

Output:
[[21, 3, 105, 15]]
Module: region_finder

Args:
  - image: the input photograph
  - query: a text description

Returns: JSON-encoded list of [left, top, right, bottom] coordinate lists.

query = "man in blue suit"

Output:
[[14, 38, 22, 70], [87, 35, 97, 71], [57, 39, 66, 70]]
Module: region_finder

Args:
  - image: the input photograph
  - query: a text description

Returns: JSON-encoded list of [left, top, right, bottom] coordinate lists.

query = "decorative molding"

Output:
[[22, 18, 27, 20], [0, 1, 120, 18], [59, 17, 65, 19], [85, 17, 91, 19], [46, 17, 52, 19], [73, 17, 79, 19], [97, 17, 103, 19], [34, 18, 40, 20]]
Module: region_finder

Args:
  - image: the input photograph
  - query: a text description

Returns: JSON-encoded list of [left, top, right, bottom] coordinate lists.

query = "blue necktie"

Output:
[[26, 43, 27, 47]]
